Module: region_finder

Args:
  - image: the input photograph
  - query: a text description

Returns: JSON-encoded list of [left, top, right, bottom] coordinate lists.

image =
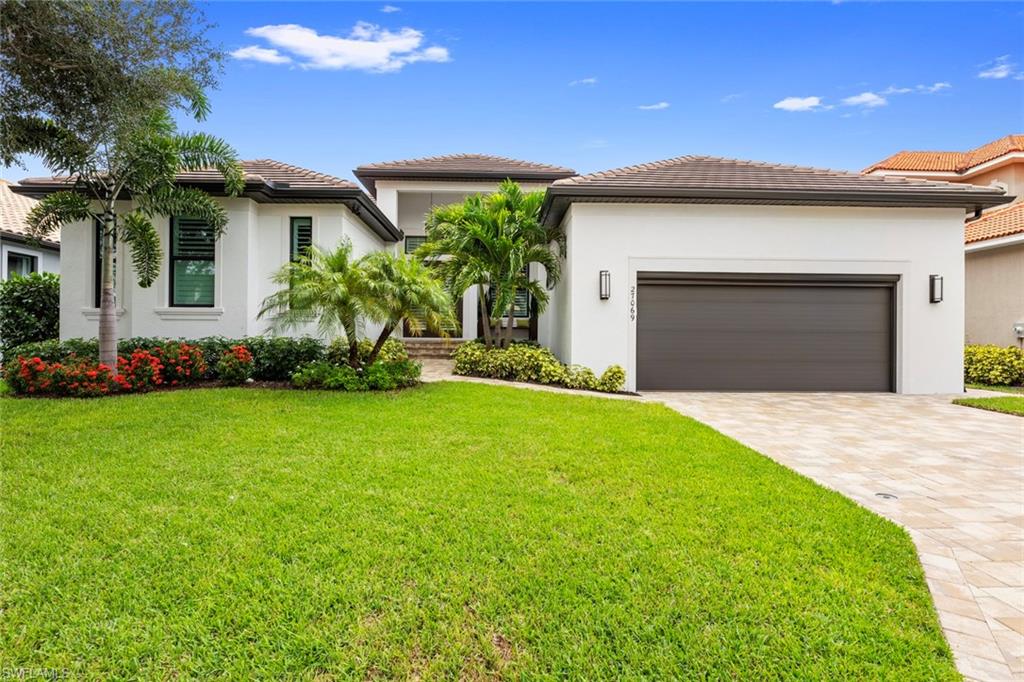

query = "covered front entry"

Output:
[[636, 273, 897, 392]]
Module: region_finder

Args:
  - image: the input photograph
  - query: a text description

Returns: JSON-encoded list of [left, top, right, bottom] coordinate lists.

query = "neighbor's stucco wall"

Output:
[[542, 202, 967, 394], [59, 199, 390, 342], [965, 243, 1024, 348], [1, 238, 59, 279]]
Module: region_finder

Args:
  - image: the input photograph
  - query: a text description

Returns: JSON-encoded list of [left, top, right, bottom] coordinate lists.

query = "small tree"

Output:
[[259, 241, 368, 368], [361, 251, 454, 364], [420, 180, 563, 348], [24, 111, 244, 371]]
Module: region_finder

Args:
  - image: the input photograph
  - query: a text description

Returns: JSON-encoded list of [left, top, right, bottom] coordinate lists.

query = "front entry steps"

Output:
[[404, 338, 465, 360]]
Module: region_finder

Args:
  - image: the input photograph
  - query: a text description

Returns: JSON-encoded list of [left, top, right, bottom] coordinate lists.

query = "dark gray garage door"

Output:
[[636, 273, 896, 392]]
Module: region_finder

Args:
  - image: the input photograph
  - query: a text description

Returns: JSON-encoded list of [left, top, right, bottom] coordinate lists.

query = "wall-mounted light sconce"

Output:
[[599, 270, 611, 300], [929, 275, 943, 303]]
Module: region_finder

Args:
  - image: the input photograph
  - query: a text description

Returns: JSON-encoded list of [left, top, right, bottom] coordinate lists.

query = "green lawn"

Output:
[[966, 383, 1024, 395], [1, 383, 957, 679], [954, 395, 1024, 416]]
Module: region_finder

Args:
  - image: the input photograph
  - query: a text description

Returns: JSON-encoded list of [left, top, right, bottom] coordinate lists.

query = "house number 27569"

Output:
[[629, 286, 636, 322]]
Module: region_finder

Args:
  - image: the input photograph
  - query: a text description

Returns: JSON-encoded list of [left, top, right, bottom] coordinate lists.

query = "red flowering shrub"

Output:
[[153, 342, 205, 386], [215, 345, 253, 385], [116, 350, 163, 392], [4, 356, 119, 397]]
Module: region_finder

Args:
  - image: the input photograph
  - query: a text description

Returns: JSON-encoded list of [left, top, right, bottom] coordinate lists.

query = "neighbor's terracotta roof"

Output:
[[0, 179, 58, 247], [966, 202, 1024, 244], [865, 135, 1024, 174], [354, 153, 576, 195]]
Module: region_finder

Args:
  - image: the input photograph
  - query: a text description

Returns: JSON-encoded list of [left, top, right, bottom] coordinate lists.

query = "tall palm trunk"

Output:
[[504, 304, 515, 348], [98, 211, 118, 373], [366, 321, 396, 366], [477, 284, 493, 349]]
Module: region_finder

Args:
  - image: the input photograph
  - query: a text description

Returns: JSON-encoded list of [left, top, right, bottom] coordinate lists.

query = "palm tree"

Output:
[[361, 251, 454, 364], [25, 109, 244, 371], [420, 180, 563, 348], [259, 240, 367, 367]]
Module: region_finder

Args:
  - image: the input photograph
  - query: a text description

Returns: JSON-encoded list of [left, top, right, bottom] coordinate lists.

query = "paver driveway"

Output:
[[648, 391, 1024, 682]]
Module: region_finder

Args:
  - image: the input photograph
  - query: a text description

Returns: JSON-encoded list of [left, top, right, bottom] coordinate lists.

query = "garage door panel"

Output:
[[637, 279, 893, 391]]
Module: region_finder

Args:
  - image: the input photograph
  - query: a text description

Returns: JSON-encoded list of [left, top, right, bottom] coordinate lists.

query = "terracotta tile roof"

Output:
[[965, 201, 1024, 244], [542, 155, 1012, 226], [0, 179, 58, 247], [180, 159, 360, 190], [354, 154, 576, 195], [865, 135, 1024, 174], [552, 154, 1003, 196]]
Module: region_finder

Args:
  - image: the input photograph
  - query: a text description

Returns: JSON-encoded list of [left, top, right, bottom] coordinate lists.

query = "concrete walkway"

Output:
[[420, 361, 1023, 680], [648, 391, 1023, 682]]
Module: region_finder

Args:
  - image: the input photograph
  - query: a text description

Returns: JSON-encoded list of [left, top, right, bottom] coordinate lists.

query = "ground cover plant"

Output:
[[452, 341, 626, 392], [0, 382, 957, 679], [953, 395, 1024, 417], [963, 344, 1024, 387]]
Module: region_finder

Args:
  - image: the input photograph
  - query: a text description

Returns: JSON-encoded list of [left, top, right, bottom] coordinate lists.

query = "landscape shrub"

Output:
[[327, 337, 409, 366], [291, 359, 421, 391], [153, 342, 205, 386], [563, 365, 599, 391], [3, 356, 119, 397], [0, 272, 59, 358], [247, 336, 325, 380], [216, 345, 254, 385], [115, 350, 163, 392], [598, 365, 627, 393], [964, 344, 1024, 386], [451, 341, 624, 392]]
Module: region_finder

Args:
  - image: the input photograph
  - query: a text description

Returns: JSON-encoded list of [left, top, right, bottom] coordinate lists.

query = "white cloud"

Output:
[[882, 82, 951, 95], [773, 96, 826, 112], [230, 45, 292, 64], [978, 55, 1015, 79], [380, 5, 401, 12], [842, 91, 887, 108], [569, 77, 598, 86], [720, 92, 744, 103], [239, 22, 451, 72], [637, 101, 670, 110]]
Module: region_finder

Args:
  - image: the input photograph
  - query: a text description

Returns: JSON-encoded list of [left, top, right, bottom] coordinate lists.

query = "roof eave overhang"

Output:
[[354, 169, 576, 197], [540, 185, 1014, 227], [0, 230, 60, 251], [11, 180, 403, 243]]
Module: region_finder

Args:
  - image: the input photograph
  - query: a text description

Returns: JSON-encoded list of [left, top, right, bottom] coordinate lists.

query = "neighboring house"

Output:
[[866, 135, 1023, 348], [13, 153, 1009, 394], [0, 179, 60, 280]]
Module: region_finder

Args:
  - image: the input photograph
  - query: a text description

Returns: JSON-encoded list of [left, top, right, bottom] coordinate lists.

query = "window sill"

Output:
[[80, 307, 126, 321], [154, 307, 224, 321]]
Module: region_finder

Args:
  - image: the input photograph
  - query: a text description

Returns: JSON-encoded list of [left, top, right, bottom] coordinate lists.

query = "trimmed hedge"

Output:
[[6, 336, 327, 381], [0, 272, 60, 358], [452, 342, 626, 393], [964, 344, 1024, 386]]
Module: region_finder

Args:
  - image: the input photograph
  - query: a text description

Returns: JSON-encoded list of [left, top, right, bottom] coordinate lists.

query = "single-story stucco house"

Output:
[[866, 134, 1024, 349], [0, 179, 60, 280], [12, 153, 1010, 393]]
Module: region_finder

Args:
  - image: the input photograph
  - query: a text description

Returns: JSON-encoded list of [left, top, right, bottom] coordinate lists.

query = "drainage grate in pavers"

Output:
[[874, 492, 898, 500]]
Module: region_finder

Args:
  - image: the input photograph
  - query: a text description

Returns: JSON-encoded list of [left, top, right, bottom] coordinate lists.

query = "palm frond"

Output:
[[136, 185, 230, 234], [119, 211, 162, 287], [25, 191, 92, 242], [175, 133, 245, 195]]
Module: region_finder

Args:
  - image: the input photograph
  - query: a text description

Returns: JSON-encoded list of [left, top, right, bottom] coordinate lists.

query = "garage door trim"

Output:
[[635, 272, 899, 392]]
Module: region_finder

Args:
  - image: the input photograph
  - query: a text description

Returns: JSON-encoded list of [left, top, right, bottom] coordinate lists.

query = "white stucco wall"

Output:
[[59, 199, 391, 342], [541, 202, 967, 394]]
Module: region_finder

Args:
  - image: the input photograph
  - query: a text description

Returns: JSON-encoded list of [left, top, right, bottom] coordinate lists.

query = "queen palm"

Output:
[[259, 240, 368, 368], [25, 109, 244, 371], [360, 251, 455, 364], [419, 180, 563, 348]]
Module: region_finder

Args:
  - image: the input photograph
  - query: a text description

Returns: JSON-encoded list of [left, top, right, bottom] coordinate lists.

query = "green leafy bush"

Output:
[[0, 272, 59, 358], [291, 359, 421, 391], [564, 365, 598, 390], [599, 365, 627, 393], [216, 345, 254, 385], [451, 341, 624, 392], [246, 337, 325, 380], [964, 345, 1024, 386], [327, 337, 409, 366]]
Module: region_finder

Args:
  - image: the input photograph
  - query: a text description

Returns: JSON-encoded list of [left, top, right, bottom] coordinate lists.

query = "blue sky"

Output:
[[7, 2, 1024, 183]]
